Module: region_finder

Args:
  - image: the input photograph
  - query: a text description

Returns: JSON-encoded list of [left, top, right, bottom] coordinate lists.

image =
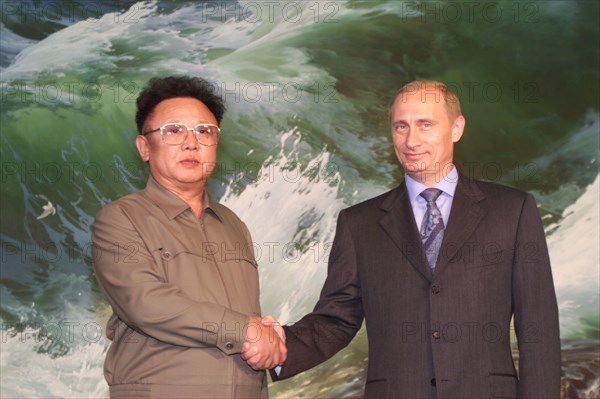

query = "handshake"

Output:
[[241, 315, 287, 370]]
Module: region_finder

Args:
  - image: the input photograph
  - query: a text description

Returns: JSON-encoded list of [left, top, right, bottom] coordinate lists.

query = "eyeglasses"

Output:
[[143, 123, 220, 146]]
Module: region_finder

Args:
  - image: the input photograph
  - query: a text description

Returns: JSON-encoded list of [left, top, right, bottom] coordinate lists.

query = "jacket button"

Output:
[[432, 331, 441, 339], [431, 285, 442, 294], [430, 378, 436, 387], [225, 342, 234, 350]]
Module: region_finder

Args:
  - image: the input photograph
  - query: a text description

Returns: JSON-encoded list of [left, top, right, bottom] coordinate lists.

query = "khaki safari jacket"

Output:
[[92, 176, 267, 398]]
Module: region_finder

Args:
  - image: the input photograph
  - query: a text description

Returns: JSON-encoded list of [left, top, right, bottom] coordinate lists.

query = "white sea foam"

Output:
[[0, 328, 108, 398], [1, 2, 159, 80], [0, 269, 110, 397], [0, 22, 36, 68], [0, 1, 251, 80], [549, 173, 600, 337], [221, 128, 357, 323]]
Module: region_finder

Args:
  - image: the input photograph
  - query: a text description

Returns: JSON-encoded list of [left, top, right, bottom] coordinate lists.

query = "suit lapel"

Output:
[[379, 182, 433, 281], [434, 175, 486, 276]]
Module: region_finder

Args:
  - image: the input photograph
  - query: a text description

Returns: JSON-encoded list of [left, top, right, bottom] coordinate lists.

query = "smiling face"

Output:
[[390, 87, 465, 186], [135, 97, 218, 194]]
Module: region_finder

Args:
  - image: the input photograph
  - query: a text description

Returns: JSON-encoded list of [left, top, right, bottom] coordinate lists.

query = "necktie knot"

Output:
[[420, 188, 442, 203]]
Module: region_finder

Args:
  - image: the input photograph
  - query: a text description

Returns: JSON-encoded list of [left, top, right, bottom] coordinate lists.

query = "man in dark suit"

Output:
[[243, 80, 561, 398]]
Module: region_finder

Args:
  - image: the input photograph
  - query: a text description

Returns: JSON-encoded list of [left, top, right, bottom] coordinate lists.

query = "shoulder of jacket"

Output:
[[466, 177, 529, 200], [94, 190, 148, 219], [209, 201, 242, 222], [342, 187, 398, 216]]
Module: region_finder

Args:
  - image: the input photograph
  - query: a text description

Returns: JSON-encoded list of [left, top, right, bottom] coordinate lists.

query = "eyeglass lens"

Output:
[[161, 124, 219, 145]]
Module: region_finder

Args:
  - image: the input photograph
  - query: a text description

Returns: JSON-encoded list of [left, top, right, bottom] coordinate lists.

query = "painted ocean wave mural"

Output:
[[1, 1, 598, 397]]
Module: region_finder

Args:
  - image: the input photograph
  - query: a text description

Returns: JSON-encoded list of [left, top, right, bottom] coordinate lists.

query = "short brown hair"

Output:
[[389, 80, 462, 121]]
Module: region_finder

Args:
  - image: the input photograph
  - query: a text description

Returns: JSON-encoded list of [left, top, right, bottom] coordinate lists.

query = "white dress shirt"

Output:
[[405, 165, 459, 230]]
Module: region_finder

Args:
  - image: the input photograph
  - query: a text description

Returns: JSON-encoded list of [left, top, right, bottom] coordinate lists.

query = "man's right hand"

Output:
[[241, 316, 287, 370]]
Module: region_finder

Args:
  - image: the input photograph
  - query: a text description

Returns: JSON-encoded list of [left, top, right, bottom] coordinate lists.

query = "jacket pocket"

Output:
[[489, 373, 517, 398], [156, 247, 225, 302], [464, 245, 515, 270]]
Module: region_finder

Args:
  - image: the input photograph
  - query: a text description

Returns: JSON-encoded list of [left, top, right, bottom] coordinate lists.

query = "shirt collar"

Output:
[[405, 165, 459, 202], [143, 175, 223, 222]]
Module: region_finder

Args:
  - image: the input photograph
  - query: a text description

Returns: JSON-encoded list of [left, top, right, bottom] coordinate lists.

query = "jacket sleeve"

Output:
[[513, 193, 561, 398], [92, 203, 250, 355], [273, 210, 364, 380]]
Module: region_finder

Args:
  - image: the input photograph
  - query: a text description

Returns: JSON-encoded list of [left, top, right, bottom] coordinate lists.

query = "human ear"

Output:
[[451, 115, 465, 143], [135, 135, 151, 162]]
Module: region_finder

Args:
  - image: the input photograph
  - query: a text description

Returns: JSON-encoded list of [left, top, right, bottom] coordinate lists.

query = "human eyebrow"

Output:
[[194, 121, 217, 125], [392, 120, 408, 128]]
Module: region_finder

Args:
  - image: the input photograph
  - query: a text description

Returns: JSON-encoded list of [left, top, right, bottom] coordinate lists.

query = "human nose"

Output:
[[405, 126, 421, 149], [181, 127, 199, 150]]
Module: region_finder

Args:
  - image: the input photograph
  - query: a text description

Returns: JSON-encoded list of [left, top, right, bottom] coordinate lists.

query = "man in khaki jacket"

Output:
[[92, 76, 286, 398]]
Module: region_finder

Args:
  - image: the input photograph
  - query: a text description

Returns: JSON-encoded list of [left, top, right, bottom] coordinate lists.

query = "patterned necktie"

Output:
[[420, 188, 445, 271]]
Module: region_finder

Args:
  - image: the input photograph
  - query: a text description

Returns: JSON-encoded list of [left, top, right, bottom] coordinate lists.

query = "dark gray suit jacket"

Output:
[[273, 175, 560, 399]]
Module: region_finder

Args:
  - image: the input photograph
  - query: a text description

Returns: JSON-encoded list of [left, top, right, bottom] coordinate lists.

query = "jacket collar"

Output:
[[378, 173, 486, 281], [143, 176, 223, 222]]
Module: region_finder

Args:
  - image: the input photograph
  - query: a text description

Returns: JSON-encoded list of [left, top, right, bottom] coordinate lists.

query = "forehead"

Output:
[[150, 97, 217, 124], [391, 89, 448, 119]]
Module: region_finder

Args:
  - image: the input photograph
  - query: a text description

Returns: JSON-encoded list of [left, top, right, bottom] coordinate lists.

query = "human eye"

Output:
[[194, 126, 208, 135], [194, 125, 216, 136], [393, 123, 408, 133], [420, 121, 433, 129], [163, 124, 183, 136]]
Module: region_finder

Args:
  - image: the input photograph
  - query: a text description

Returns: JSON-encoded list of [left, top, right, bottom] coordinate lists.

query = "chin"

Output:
[[177, 174, 209, 184], [402, 163, 425, 173]]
